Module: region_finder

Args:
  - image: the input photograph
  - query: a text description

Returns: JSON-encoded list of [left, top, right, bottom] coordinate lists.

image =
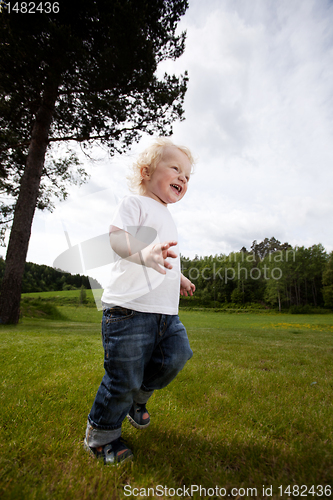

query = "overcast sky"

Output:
[[26, 0, 333, 287]]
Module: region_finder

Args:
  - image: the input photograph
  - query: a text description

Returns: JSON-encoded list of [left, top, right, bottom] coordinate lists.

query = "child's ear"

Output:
[[140, 166, 150, 179]]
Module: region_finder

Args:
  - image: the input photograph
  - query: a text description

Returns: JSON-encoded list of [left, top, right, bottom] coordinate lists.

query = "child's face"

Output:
[[141, 146, 191, 206]]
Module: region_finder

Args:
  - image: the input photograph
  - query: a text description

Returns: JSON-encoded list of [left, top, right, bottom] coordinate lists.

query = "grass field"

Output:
[[1, 295, 333, 499]]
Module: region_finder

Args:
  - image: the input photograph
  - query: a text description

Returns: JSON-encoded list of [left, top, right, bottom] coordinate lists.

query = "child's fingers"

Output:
[[166, 249, 177, 259], [149, 242, 177, 272], [161, 241, 177, 251], [164, 260, 173, 270], [180, 280, 196, 296], [160, 242, 177, 262]]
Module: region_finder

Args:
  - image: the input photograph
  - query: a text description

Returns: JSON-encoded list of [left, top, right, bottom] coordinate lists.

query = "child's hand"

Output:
[[141, 241, 178, 274], [180, 274, 195, 296]]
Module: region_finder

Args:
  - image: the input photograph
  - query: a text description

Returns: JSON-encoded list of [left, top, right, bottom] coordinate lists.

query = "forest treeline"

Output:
[[0, 258, 101, 294], [180, 238, 333, 312], [1, 237, 333, 312]]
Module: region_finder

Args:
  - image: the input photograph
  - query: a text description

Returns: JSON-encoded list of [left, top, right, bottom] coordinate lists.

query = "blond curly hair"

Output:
[[127, 137, 195, 195]]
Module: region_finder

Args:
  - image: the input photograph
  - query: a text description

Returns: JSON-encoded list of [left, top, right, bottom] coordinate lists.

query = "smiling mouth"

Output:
[[171, 184, 182, 194]]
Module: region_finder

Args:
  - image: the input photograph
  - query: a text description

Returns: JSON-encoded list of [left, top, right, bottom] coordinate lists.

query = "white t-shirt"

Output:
[[101, 195, 180, 315]]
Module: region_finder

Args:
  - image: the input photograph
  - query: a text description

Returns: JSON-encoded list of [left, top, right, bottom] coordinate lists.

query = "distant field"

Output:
[[1, 297, 332, 499], [21, 289, 103, 321], [22, 288, 102, 302]]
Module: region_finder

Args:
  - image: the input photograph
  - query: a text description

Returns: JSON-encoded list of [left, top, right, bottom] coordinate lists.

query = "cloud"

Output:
[[27, 0, 333, 271], [169, 0, 333, 255]]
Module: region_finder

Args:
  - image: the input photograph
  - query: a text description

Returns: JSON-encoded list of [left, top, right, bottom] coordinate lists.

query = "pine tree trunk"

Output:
[[0, 83, 58, 324]]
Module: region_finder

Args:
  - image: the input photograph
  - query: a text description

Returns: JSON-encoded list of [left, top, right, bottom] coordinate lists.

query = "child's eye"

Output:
[[172, 166, 178, 171]]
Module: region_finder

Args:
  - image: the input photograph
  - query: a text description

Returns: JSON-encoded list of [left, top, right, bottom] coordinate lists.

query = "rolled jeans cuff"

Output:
[[134, 388, 154, 405], [85, 421, 121, 448]]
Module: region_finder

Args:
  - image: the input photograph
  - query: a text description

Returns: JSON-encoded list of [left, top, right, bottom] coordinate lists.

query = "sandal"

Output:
[[84, 436, 133, 465], [127, 402, 150, 429]]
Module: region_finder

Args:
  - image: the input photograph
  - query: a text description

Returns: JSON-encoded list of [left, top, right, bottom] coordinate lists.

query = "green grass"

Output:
[[1, 299, 333, 499], [22, 289, 102, 307]]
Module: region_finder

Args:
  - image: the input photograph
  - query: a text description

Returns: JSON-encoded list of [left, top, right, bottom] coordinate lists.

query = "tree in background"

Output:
[[0, 0, 189, 323], [180, 239, 330, 311], [322, 252, 333, 308], [250, 237, 291, 262], [307, 244, 327, 306]]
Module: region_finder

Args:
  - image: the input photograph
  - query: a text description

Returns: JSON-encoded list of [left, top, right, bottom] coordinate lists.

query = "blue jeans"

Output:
[[86, 307, 192, 447]]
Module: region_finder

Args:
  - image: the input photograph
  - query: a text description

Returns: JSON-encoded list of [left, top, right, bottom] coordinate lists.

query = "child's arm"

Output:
[[180, 274, 196, 296], [110, 227, 177, 275]]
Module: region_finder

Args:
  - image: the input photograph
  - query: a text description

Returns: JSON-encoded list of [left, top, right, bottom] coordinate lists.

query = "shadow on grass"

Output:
[[1, 407, 332, 500], [120, 423, 332, 499]]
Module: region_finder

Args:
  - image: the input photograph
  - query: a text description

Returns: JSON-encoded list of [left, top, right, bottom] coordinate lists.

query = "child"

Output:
[[84, 137, 196, 465]]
